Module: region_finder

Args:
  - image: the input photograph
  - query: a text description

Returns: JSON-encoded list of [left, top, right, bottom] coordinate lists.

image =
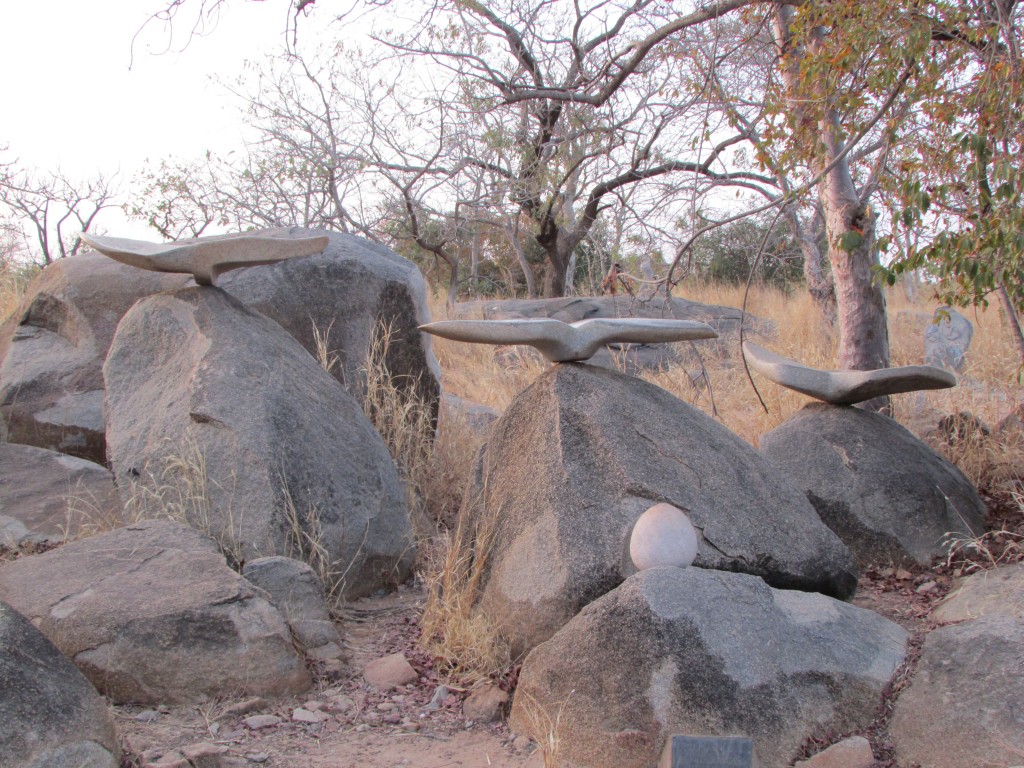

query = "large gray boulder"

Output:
[[510, 567, 907, 768], [0, 250, 190, 462], [463, 363, 857, 657], [0, 600, 120, 768], [891, 615, 1024, 768], [219, 228, 441, 419], [0, 520, 311, 705], [760, 403, 986, 567], [104, 286, 413, 599], [0, 443, 121, 546]]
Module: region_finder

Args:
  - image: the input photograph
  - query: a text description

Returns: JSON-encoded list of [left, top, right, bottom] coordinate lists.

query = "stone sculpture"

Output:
[[924, 306, 973, 372], [419, 317, 717, 362], [742, 341, 956, 404], [629, 503, 698, 570], [80, 232, 329, 286]]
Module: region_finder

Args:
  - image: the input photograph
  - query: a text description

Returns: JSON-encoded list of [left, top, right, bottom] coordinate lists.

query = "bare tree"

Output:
[[0, 153, 118, 265]]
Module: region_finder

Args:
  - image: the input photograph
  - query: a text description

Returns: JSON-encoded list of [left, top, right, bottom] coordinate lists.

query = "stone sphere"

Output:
[[629, 503, 699, 570]]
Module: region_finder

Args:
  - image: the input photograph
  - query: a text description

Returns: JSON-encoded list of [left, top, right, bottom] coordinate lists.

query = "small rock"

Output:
[[150, 753, 190, 768], [325, 695, 354, 714], [795, 736, 874, 768], [402, 720, 421, 732], [292, 707, 331, 723], [513, 735, 534, 753], [181, 742, 228, 768], [426, 684, 449, 711], [462, 682, 509, 723], [362, 652, 418, 689], [916, 580, 938, 594], [302, 699, 325, 711], [219, 698, 267, 720], [376, 702, 396, 711], [242, 714, 282, 730], [355, 723, 370, 732], [135, 709, 161, 723], [245, 754, 270, 764], [384, 713, 402, 724]]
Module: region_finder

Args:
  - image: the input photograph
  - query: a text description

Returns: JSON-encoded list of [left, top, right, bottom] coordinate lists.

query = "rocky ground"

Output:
[[6, 489, 1020, 768]]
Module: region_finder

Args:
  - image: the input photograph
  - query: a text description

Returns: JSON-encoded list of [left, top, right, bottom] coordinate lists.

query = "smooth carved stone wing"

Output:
[[742, 341, 957, 405], [80, 233, 329, 286], [419, 317, 717, 362]]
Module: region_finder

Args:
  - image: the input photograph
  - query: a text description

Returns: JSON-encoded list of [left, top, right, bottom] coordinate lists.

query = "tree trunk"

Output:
[[816, 130, 889, 375], [996, 282, 1024, 364]]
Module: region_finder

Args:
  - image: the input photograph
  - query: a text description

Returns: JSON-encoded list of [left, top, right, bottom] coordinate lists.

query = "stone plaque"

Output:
[[659, 734, 754, 768]]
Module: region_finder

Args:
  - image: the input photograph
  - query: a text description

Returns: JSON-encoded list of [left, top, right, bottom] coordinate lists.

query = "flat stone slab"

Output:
[[80, 232, 329, 286], [420, 318, 716, 362], [743, 341, 956, 404]]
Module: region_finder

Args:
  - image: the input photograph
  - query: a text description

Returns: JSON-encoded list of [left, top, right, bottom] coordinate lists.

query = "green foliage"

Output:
[[688, 215, 806, 290]]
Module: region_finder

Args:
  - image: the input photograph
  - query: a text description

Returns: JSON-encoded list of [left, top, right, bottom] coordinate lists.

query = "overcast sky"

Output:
[[1, 0, 294, 190]]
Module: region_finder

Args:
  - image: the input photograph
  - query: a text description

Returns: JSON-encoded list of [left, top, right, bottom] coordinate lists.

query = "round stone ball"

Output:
[[629, 503, 699, 570]]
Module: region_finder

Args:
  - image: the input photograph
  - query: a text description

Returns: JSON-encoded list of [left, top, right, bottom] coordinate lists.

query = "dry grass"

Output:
[[122, 436, 248, 568], [417, 481, 512, 686], [361, 319, 437, 521], [512, 690, 573, 768]]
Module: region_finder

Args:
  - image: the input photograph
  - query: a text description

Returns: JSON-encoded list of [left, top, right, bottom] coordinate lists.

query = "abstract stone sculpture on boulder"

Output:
[[461, 363, 857, 657], [743, 341, 956, 405], [510, 566, 907, 768], [420, 317, 716, 362], [104, 286, 413, 599], [80, 231, 329, 286], [761, 403, 986, 566]]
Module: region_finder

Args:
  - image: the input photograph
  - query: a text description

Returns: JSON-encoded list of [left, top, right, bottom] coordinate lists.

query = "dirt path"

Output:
[[117, 585, 540, 768]]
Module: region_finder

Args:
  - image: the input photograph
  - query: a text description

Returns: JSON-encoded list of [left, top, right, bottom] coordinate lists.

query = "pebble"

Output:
[[916, 580, 938, 594], [135, 710, 160, 723], [376, 702, 396, 712], [243, 715, 282, 730], [245, 753, 270, 764], [292, 707, 331, 724], [218, 698, 267, 720]]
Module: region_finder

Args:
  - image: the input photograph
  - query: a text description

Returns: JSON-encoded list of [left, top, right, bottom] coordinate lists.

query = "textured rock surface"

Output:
[[0, 600, 120, 768], [794, 736, 874, 768], [0, 442, 121, 545], [0, 250, 190, 462], [0, 520, 310, 704], [891, 616, 1024, 768], [104, 286, 413, 599], [463, 364, 857, 657], [242, 556, 343, 658], [511, 567, 907, 768], [220, 228, 441, 420], [761, 403, 986, 566], [933, 561, 1024, 622]]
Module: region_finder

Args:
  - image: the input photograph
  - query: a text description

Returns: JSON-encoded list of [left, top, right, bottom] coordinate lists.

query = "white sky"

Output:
[[1, 0, 303, 238]]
